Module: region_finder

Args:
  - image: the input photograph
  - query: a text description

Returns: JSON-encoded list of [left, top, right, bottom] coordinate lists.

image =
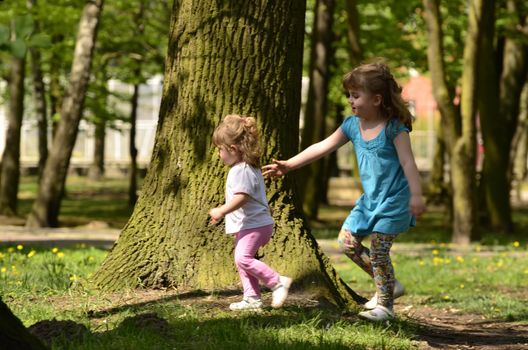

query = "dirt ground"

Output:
[[2, 225, 527, 350]]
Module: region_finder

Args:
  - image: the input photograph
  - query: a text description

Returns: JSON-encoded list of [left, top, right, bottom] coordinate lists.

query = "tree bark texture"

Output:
[[0, 297, 47, 350], [128, 82, 140, 207], [28, 0, 49, 179], [344, 0, 362, 67], [94, 0, 363, 309], [478, 0, 527, 232], [0, 56, 25, 216], [88, 120, 105, 180], [26, 0, 104, 228], [423, 0, 479, 244], [300, 0, 335, 219]]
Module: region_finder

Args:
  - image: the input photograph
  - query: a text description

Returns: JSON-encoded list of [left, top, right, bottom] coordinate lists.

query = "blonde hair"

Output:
[[212, 114, 261, 167], [342, 61, 414, 130]]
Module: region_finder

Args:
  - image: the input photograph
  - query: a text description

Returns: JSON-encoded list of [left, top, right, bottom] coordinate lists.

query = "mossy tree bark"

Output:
[[94, 0, 364, 308]]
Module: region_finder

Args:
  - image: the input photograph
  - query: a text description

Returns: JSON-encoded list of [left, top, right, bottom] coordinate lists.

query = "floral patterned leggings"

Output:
[[337, 229, 396, 309]]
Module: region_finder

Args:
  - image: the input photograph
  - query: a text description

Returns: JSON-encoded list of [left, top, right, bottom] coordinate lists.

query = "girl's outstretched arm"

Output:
[[262, 128, 348, 177], [394, 132, 426, 217]]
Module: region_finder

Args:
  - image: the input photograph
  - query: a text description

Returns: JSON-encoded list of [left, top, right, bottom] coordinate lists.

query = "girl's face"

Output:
[[218, 145, 242, 167], [347, 88, 381, 119]]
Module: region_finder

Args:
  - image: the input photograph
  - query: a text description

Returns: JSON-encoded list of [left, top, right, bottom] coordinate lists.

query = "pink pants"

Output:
[[234, 224, 279, 298]]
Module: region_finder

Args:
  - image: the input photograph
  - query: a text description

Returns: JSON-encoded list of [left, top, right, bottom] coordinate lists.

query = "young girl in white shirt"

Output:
[[209, 114, 292, 311]]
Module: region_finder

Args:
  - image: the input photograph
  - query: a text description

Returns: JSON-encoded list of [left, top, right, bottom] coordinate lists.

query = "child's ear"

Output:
[[229, 145, 238, 153], [373, 94, 382, 106]]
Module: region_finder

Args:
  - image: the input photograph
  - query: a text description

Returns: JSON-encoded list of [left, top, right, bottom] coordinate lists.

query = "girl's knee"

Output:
[[337, 229, 360, 255], [234, 255, 252, 269]]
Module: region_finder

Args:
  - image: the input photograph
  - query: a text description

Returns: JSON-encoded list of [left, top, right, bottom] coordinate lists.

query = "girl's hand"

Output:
[[262, 159, 290, 178], [410, 195, 425, 217], [209, 207, 224, 224]]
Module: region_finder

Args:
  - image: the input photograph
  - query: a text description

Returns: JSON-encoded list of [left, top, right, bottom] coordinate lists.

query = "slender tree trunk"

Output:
[[511, 80, 528, 202], [423, 0, 479, 244], [0, 297, 47, 350], [128, 82, 140, 207], [28, 0, 49, 179], [49, 34, 65, 139], [0, 55, 25, 216], [300, 0, 335, 219], [479, 0, 527, 233], [94, 0, 364, 308], [88, 120, 105, 180], [26, 0, 104, 228], [344, 0, 362, 67]]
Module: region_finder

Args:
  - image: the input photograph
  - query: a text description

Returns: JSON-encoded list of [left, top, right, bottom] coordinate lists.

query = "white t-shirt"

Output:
[[224, 162, 274, 234]]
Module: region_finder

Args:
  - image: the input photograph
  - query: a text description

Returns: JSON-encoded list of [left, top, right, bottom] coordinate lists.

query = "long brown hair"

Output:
[[212, 114, 262, 167], [342, 61, 414, 130]]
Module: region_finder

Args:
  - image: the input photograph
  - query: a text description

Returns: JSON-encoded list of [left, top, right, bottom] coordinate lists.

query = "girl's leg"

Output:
[[234, 225, 279, 298], [370, 233, 396, 309], [337, 229, 374, 277]]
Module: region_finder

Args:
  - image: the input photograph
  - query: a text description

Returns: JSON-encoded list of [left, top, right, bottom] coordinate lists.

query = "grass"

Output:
[[2, 176, 528, 348]]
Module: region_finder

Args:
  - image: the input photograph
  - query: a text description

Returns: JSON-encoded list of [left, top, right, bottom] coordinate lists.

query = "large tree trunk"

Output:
[[423, 0, 480, 244], [28, 0, 49, 179], [479, 0, 527, 233], [26, 0, 104, 228], [0, 297, 47, 350], [0, 55, 25, 216], [94, 0, 363, 308], [300, 0, 335, 219]]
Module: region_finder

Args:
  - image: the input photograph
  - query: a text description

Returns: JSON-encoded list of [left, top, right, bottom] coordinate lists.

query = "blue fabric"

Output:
[[340, 116, 415, 235]]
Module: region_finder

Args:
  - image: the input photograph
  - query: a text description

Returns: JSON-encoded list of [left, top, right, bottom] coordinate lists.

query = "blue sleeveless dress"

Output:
[[340, 116, 415, 235]]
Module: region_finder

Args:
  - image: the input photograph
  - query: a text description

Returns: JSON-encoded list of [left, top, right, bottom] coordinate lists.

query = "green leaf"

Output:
[[10, 39, 27, 59], [28, 33, 52, 48], [14, 14, 34, 39]]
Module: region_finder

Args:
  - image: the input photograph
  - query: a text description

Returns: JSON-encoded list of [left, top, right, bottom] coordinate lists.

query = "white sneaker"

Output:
[[229, 296, 262, 311], [271, 276, 292, 308], [364, 280, 405, 310], [359, 305, 394, 322]]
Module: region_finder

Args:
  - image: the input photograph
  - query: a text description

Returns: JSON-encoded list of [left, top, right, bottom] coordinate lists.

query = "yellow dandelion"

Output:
[[432, 249, 439, 255], [496, 260, 504, 268], [69, 275, 77, 281], [0, 253, 4, 259], [57, 252, 65, 258], [419, 260, 425, 266], [16, 245, 23, 251], [456, 256, 464, 263], [523, 269, 528, 274], [443, 295, 450, 300], [1, 267, 6, 273], [51, 247, 59, 254], [459, 284, 465, 289], [88, 256, 95, 262], [27, 250, 36, 258], [7, 247, 14, 253], [513, 241, 520, 248], [445, 258, 452, 264]]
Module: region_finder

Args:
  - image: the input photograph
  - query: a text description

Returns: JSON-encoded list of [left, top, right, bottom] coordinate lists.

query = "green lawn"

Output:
[[1, 176, 527, 349]]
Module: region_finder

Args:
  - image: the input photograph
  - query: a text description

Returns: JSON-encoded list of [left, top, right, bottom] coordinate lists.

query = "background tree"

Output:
[[300, 0, 335, 219], [26, 0, 104, 228], [478, 0, 528, 232], [94, 0, 363, 308]]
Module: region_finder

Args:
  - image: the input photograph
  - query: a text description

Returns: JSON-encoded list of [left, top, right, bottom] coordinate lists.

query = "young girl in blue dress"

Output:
[[263, 61, 425, 321]]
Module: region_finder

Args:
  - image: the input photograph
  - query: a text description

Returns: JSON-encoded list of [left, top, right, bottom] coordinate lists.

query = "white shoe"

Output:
[[359, 305, 394, 322], [271, 276, 292, 308], [229, 296, 262, 311], [364, 280, 405, 310]]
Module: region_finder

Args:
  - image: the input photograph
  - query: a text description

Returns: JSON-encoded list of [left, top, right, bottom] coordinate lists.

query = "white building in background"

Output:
[[0, 75, 163, 175]]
